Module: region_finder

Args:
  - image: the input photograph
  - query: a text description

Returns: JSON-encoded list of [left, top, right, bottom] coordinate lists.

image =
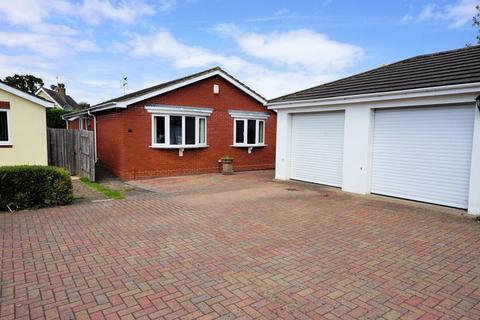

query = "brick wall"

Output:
[[96, 111, 124, 175], [67, 117, 93, 130], [96, 75, 276, 180], [68, 119, 80, 130]]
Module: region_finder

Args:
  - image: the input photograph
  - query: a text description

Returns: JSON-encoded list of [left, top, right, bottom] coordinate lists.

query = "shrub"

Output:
[[0, 166, 73, 211], [46, 108, 68, 128]]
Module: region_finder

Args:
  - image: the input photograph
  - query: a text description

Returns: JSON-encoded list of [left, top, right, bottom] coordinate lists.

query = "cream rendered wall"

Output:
[[36, 90, 61, 109], [0, 89, 48, 165], [37, 90, 52, 102]]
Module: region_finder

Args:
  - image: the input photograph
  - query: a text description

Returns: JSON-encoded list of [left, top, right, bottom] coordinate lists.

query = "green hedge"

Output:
[[0, 166, 73, 211], [46, 108, 68, 128]]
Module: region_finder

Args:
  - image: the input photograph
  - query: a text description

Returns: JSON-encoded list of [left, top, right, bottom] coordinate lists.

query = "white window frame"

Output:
[[229, 110, 269, 147], [0, 109, 12, 146], [79, 117, 90, 130], [233, 119, 266, 147], [151, 114, 208, 148], [146, 105, 212, 149]]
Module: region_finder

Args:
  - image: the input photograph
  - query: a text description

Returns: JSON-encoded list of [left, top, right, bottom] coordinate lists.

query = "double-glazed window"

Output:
[[234, 119, 265, 146], [80, 117, 90, 130], [153, 115, 207, 147], [0, 109, 11, 145]]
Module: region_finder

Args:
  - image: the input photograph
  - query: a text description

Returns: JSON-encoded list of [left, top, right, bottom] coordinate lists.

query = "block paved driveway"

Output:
[[1, 170, 480, 320]]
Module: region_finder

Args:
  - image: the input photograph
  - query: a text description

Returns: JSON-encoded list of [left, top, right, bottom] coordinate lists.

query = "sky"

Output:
[[0, 0, 478, 104]]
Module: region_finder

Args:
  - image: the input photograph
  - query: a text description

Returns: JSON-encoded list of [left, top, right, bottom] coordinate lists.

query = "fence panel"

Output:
[[47, 128, 95, 181]]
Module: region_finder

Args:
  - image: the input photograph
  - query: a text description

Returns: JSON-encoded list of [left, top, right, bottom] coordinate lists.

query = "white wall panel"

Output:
[[372, 106, 475, 208], [291, 112, 345, 187]]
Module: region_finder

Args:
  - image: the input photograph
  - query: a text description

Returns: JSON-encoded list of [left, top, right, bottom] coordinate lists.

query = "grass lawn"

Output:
[[79, 177, 124, 199]]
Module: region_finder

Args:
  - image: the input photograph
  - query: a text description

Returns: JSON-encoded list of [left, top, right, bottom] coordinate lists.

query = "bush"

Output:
[[46, 108, 68, 128], [0, 166, 73, 211]]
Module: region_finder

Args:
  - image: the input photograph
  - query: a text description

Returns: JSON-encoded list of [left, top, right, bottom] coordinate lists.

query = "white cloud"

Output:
[[0, 1, 363, 101], [0, 0, 156, 74], [128, 29, 251, 71], [401, 14, 414, 23], [0, 0, 156, 61], [405, 0, 478, 28], [0, 0, 155, 28], [158, 0, 178, 12], [215, 24, 364, 72], [77, 0, 155, 25], [123, 28, 363, 98], [0, 0, 173, 103], [0, 32, 99, 58], [0, 54, 55, 75]]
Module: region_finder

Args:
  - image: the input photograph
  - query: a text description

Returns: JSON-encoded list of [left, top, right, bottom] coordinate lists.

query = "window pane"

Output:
[[235, 120, 244, 143], [258, 121, 264, 144], [185, 116, 195, 145], [170, 116, 182, 145], [247, 119, 256, 144], [0, 112, 8, 142], [198, 118, 206, 144], [155, 116, 165, 144]]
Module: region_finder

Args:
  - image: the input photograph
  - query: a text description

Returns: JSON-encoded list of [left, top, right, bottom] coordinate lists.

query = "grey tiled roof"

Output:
[[43, 88, 80, 111], [269, 45, 480, 103], [95, 66, 266, 107]]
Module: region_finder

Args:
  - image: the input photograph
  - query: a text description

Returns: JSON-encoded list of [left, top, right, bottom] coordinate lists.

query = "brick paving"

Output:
[[72, 179, 106, 202], [1, 170, 480, 319]]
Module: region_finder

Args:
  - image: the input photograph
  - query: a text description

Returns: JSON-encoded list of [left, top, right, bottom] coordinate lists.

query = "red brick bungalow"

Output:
[[64, 67, 276, 180]]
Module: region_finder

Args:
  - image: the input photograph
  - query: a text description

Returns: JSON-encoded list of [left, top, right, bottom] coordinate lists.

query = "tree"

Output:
[[78, 102, 90, 109], [3, 74, 44, 94], [474, 5, 480, 44], [46, 108, 68, 128]]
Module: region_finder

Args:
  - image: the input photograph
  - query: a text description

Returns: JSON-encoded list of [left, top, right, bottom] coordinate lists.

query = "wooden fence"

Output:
[[47, 128, 95, 181]]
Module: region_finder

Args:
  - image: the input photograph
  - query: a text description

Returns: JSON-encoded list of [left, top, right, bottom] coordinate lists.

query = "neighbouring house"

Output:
[[268, 45, 480, 215], [0, 81, 54, 166], [36, 83, 81, 111], [63, 67, 276, 180]]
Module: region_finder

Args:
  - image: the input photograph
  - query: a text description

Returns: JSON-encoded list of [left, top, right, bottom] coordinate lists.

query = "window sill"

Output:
[[0, 144, 13, 148], [150, 145, 209, 149], [230, 144, 267, 148]]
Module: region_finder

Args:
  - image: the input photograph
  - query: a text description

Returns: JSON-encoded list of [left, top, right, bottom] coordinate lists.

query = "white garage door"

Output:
[[291, 111, 345, 187], [372, 106, 475, 209]]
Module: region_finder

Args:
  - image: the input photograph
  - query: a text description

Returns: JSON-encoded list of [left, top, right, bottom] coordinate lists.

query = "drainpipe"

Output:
[[87, 110, 98, 163]]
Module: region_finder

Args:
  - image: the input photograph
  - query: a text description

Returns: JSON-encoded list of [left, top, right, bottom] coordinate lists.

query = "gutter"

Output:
[[87, 109, 98, 163], [62, 102, 120, 120], [267, 82, 480, 109]]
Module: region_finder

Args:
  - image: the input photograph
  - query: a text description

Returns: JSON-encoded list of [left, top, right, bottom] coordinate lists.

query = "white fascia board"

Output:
[[228, 109, 270, 119], [215, 70, 267, 105], [145, 104, 213, 116], [0, 83, 54, 108], [267, 82, 480, 109], [272, 93, 477, 115], [63, 102, 126, 119], [91, 102, 125, 112], [63, 110, 89, 119], [118, 70, 267, 108], [36, 87, 63, 109]]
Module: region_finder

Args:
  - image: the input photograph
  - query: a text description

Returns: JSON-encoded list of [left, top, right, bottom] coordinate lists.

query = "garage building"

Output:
[[268, 45, 480, 214]]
